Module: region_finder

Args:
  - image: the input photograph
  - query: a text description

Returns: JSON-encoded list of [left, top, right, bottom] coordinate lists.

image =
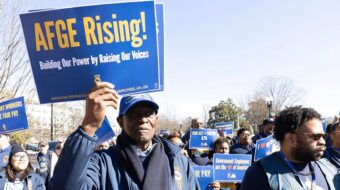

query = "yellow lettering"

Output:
[[44, 21, 55, 50], [103, 22, 113, 43], [67, 18, 80, 47], [95, 16, 104, 44], [118, 20, 129, 42], [55, 20, 69, 48], [83, 17, 98, 45], [34, 23, 48, 51], [112, 14, 120, 43]]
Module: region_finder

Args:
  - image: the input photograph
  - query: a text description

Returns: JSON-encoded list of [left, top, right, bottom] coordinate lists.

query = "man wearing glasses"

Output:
[[241, 106, 339, 190], [49, 82, 199, 190]]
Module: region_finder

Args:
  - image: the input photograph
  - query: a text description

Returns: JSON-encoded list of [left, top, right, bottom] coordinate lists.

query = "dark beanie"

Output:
[[9, 145, 27, 160]]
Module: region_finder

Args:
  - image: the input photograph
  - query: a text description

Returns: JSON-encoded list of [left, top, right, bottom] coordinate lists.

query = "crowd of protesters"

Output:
[[0, 82, 339, 190], [163, 108, 340, 190]]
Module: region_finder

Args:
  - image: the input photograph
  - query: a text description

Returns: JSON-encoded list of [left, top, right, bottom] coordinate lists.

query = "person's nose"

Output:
[[317, 136, 326, 146]]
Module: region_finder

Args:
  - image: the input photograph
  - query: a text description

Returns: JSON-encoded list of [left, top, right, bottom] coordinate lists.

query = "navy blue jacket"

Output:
[[0, 170, 45, 190], [49, 128, 199, 190], [323, 146, 340, 169]]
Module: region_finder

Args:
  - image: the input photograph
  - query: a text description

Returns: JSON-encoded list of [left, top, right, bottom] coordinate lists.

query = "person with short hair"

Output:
[[230, 128, 254, 156], [0, 145, 45, 189], [241, 106, 339, 190], [0, 134, 12, 169], [37, 141, 59, 187], [323, 120, 340, 168], [212, 137, 230, 154], [252, 118, 274, 143], [49, 82, 199, 190], [182, 118, 210, 165]]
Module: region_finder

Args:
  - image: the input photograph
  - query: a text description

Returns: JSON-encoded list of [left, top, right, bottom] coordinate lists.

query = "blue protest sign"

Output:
[[321, 118, 327, 133], [95, 116, 115, 145], [213, 154, 252, 182], [20, 1, 162, 104], [254, 135, 280, 161], [156, 4, 164, 91], [214, 122, 234, 136], [193, 165, 214, 190], [0, 97, 28, 134], [189, 129, 218, 149]]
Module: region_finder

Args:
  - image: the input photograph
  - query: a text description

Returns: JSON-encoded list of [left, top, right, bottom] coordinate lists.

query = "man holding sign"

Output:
[[241, 106, 339, 190], [49, 82, 199, 190]]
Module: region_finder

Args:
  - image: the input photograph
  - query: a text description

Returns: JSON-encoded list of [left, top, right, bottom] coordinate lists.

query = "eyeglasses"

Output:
[[331, 131, 340, 135], [240, 133, 251, 137], [300, 133, 327, 141], [12, 154, 28, 160]]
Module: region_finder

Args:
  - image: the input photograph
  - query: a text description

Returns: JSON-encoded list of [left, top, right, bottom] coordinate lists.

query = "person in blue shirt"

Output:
[[0, 133, 12, 169], [252, 118, 274, 144], [323, 119, 340, 168], [230, 128, 254, 156], [241, 106, 339, 190], [49, 82, 199, 190]]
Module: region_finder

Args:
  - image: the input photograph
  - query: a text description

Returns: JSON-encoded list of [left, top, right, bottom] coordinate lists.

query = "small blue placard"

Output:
[[213, 154, 252, 182], [0, 97, 28, 134], [95, 116, 115, 145], [189, 129, 218, 149], [321, 118, 327, 133], [20, 1, 162, 103], [254, 135, 280, 161], [214, 122, 234, 136], [193, 165, 214, 190]]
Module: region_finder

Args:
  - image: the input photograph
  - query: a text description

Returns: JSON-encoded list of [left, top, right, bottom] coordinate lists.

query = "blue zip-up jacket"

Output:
[[49, 128, 199, 190], [0, 170, 45, 190]]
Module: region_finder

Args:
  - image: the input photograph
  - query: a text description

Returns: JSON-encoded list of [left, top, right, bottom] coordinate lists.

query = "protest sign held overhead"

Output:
[[189, 129, 218, 149], [20, 1, 163, 104], [0, 97, 28, 134], [214, 121, 234, 136]]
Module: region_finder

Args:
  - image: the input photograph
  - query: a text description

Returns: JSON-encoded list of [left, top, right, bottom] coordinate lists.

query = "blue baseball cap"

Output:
[[119, 94, 159, 116]]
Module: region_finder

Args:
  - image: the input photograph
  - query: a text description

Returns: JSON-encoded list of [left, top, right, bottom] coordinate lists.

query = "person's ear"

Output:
[[285, 133, 297, 148], [116, 116, 124, 128]]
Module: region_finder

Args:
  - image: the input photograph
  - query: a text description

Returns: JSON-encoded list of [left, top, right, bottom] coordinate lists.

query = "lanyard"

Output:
[[278, 152, 316, 190]]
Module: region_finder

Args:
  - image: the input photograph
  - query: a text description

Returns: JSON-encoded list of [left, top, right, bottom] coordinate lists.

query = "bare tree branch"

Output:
[[0, 1, 34, 101]]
